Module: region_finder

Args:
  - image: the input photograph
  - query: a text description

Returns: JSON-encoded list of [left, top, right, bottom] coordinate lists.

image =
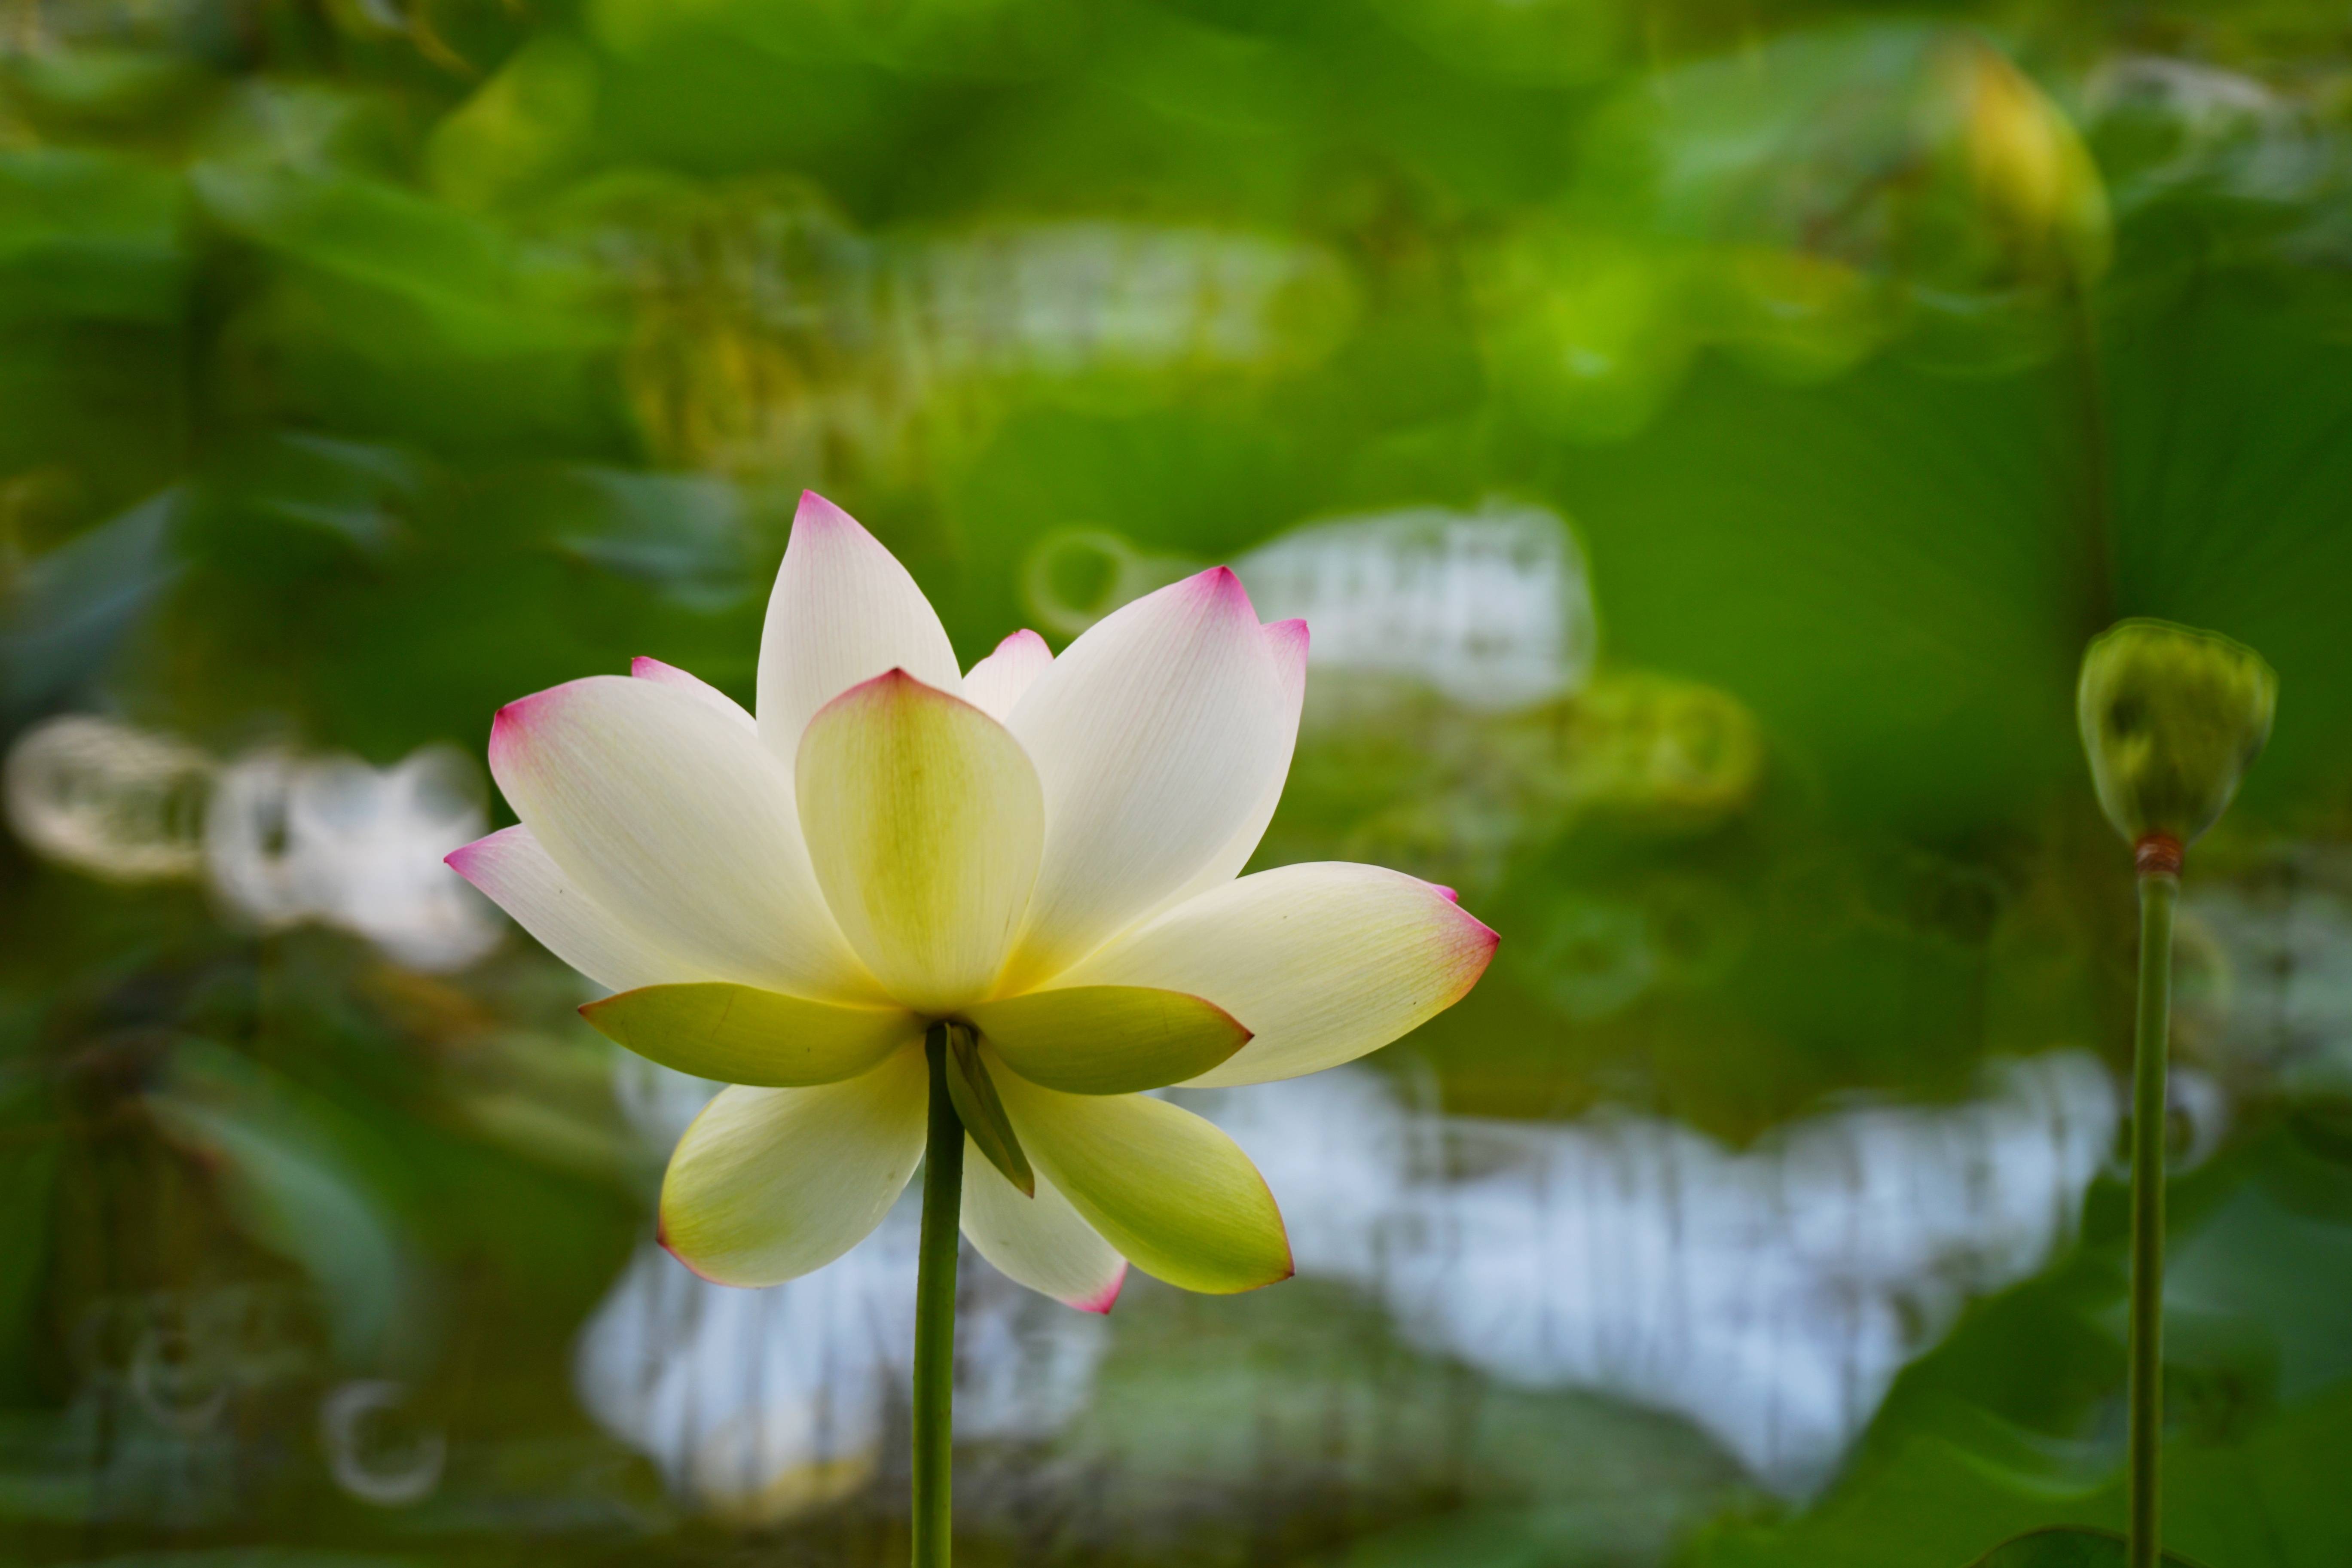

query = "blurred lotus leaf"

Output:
[[143, 1040, 423, 1372], [0, 149, 186, 326], [0, 491, 181, 725], [1370, 0, 1625, 87], [1965, 1527, 2206, 1566], [425, 34, 602, 212], [1470, 226, 1701, 444], [192, 160, 613, 359]]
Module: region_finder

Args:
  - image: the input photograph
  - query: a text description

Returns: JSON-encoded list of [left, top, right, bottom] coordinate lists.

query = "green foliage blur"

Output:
[[5, 0, 2352, 1562]]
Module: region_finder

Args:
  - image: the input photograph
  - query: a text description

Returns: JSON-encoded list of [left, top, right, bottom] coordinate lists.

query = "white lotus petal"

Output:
[[1002, 568, 1286, 985], [489, 674, 877, 1003], [1056, 862, 1497, 1086], [446, 824, 699, 993], [632, 656, 754, 730], [796, 671, 1043, 1013], [659, 1047, 929, 1287], [1149, 617, 1308, 916], [960, 1148, 1127, 1313], [756, 492, 962, 774], [961, 629, 1053, 721]]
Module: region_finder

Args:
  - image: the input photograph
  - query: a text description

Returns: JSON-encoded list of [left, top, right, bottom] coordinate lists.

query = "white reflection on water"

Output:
[[2182, 850, 2352, 1090], [1239, 500, 1596, 711], [1189, 1052, 2114, 1494], [577, 1050, 2114, 1513], [903, 225, 1352, 380], [3, 714, 500, 971], [1020, 500, 1597, 712]]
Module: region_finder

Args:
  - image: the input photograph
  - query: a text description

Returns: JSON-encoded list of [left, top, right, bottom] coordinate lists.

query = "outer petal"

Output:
[[489, 675, 877, 1004], [632, 656, 754, 730], [993, 1074, 1292, 1295], [963, 986, 1250, 1094], [1054, 862, 1497, 1087], [581, 982, 919, 1087], [961, 629, 1053, 721], [960, 1148, 1127, 1313], [795, 670, 1044, 1013], [1152, 618, 1309, 914], [446, 824, 695, 993], [756, 492, 962, 773], [1002, 568, 1286, 985], [658, 1047, 928, 1287]]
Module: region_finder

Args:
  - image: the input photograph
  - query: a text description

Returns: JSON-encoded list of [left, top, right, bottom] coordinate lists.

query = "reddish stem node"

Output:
[[2134, 833, 2184, 879]]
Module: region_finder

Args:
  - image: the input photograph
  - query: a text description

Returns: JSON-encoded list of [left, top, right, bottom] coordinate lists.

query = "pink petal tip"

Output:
[[1181, 563, 1258, 617], [1429, 883, 1459, 903], [792, 489, 862, 534], [654, 1217, 727, 1286], [1070, 1264, 1128, 1315], [489, 682, 577, 753]]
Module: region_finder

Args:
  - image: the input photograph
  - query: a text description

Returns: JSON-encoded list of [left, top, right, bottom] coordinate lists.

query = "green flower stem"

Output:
[[913, 1024, 965, 1568], [2127, 858, 2177, 1568]]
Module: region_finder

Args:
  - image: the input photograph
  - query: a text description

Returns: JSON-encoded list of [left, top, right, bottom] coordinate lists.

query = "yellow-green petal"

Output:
[[962, 986, 1250, 1094], [659, 1047, 928, 1287], [796, 668, 1044, 1014], [1055, 863, 1497, 1088], [580, 982, 918, 1086], [993, 1073, 1291, 1295]]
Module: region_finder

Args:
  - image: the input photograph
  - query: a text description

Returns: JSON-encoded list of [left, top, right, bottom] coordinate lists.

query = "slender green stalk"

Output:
[[2127, 859, 2177, 1568], [912, 1024, 965, 1568]]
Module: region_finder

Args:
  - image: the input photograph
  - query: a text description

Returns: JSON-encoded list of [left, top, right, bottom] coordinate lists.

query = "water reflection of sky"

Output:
[[581, 1049, 2117, 1519]]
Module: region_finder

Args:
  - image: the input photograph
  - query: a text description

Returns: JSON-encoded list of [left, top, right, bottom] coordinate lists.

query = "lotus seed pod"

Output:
[[2077, 619, 2276, 853]]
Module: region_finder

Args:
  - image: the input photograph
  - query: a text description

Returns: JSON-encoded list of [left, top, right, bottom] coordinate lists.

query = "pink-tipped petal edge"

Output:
[[1069, 1262, 1129, 1315]]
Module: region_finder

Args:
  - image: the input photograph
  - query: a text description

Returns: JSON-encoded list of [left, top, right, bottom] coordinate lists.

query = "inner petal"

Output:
[[795, 669, 1045, 1013]]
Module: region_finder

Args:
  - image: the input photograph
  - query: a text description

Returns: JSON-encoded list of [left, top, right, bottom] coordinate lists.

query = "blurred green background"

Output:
[[4, 0, 2352, 1562]]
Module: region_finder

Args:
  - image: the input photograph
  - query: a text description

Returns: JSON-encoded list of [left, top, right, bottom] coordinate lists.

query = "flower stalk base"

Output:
[[913, 1024, 965, 1568]]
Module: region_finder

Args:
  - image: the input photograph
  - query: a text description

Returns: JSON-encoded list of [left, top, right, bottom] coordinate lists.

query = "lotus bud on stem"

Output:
[[2077, 619, 2274, 1568]]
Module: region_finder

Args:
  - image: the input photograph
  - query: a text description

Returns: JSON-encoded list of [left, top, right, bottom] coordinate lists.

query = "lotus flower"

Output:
[[448, 491, 1496, 1313]]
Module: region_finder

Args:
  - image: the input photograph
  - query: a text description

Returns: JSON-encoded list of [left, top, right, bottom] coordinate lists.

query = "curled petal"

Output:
[[960, 1153, 1126, 1313], [1004, 568, 1287, 985], [1057, 863, 1496, 1087], [964, 986, 1249, 1094], [581, 982, 918, 1087], [945, 1026, 1032, 1196], [488, 675, 876, 1002], [962, 629, 1054, 722], [993, 1074, 1292, 1295], [796, 670, 1043, 1013], [631, 656, 754, 729], [446, 824, 692, 993], [756, 491, 962, 772], [658, 1048, 928, 1287]]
